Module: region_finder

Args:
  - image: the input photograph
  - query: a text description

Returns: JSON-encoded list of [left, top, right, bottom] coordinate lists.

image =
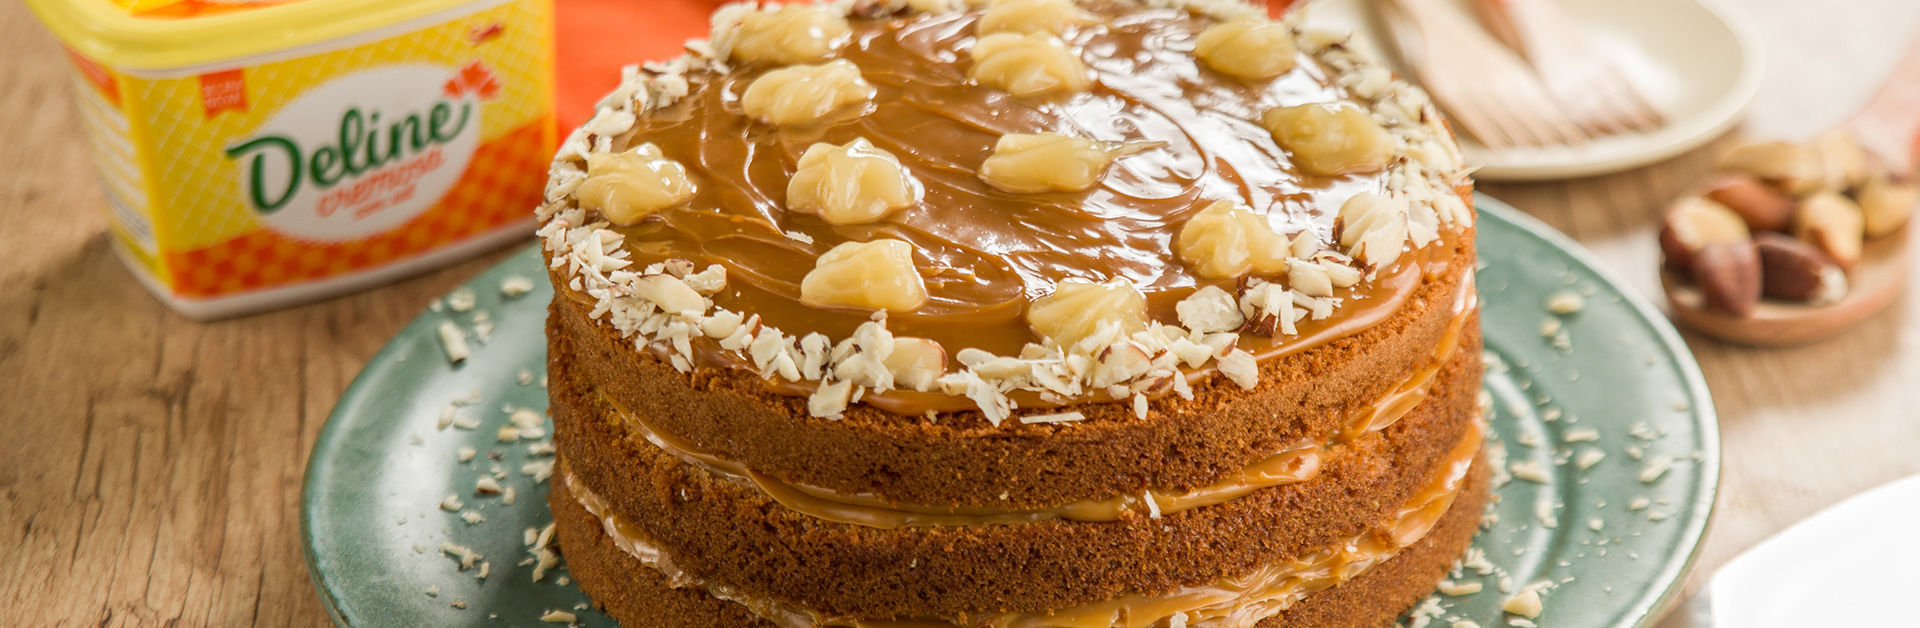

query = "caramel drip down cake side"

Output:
[[536, 1, 1485, 627]]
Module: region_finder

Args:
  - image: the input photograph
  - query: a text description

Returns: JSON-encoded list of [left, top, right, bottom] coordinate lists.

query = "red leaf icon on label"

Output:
[[442, 61, 502, 101]]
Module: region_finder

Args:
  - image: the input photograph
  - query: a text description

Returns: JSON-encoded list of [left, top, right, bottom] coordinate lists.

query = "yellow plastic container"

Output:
[[27, 0, 557, 319]]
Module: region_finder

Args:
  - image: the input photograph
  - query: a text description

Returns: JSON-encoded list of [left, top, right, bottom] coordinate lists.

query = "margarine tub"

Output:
[[28, 0, 558, 320]]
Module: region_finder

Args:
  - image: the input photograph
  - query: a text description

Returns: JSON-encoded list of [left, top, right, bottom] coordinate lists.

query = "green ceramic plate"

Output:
[[302, 196, 1720, 628]]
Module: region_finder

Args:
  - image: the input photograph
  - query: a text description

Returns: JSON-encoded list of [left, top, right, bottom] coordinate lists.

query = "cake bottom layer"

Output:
[[549, 454, 1490, 628]]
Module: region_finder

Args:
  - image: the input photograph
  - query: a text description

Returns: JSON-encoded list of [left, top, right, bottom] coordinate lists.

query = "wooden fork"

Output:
[[1374, 0, 1591, 149], [1474, 0, 1666, 137]]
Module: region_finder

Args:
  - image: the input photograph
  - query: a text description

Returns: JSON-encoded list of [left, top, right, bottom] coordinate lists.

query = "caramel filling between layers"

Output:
[[562, 421, 1483, 628], [592, 283, 1475, 529]]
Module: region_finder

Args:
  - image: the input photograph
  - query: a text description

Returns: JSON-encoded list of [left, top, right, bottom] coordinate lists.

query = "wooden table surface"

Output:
[[4, 2, 1918, 626]]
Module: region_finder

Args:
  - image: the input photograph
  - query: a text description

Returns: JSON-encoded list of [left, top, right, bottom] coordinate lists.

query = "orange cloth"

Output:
[[555, 0, 724, 130], [553, 0, 1295, 131]]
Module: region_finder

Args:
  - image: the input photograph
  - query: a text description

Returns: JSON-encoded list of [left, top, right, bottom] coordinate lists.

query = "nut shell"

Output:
[[1702, 173, 1795, 233], [1693, 242, 1762, 317], [1755, 233, 1848, 305]]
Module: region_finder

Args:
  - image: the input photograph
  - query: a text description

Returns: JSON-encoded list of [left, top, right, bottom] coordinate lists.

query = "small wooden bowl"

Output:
[[1663, 225, 1910, 346]]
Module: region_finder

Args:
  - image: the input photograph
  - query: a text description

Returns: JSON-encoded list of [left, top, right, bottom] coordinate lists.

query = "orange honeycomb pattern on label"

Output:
[[166, 118, 553, 297]]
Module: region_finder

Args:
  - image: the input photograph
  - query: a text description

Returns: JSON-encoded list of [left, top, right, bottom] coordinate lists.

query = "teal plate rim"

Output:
[[301, 194, 1722, 628]]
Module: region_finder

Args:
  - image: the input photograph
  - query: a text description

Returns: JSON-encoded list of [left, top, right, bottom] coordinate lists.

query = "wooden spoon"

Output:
[[1662, 40, 1920, 347]]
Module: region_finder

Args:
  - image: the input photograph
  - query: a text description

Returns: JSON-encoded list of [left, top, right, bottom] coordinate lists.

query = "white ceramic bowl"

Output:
[[1302, 0, 1764, 181]]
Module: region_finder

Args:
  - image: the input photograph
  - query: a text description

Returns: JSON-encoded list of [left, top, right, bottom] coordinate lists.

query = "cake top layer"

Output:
[[538, 0, 1473, 424]]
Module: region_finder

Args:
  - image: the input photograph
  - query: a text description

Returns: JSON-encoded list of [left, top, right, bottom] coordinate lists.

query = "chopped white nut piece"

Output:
[[460, 510, 485, 525], [540, 610, 580, 623], [1452, 621, 1481, 628], [1175, 200, 1290, 278], [1337, 192, 1411, 268], [808, 380, 854, 418], [1563, 428, 1600, 443], [437, 322, 471, 364], [1438, 580, 1483, 596], [445, 288, 477, 312], [741, 60, 875, 125], [1019, 411, 1086, 424], [970, 32, 1091, 97], [788, 138, 922, 225], [476, 476, 503, 495], [456, 446, 477, 463], [1263, 102, 1395, 176], [1508, 460, 1550, 484], [1288, 259, 1334, 298], [978, 0, 1098, 36], [725, 4, 851, 65], [1575, 448, 1605, 470], [1628, 496, 1651, 511], [800, 240, 929, 312], [500, 275, 535, 297], [439, 494, 465, 511], [1589, 518, 1605, 531], [1217, 349, 1259, 389], [979, 133, 1130, 193], [1546, 291, 1586, 315], [1176, 285, 1245, 333], [576, 143, 697, 225], [1195, 15, 1299, 80], [441, 542, 481, 569], [1639, 457, 1672, 483], [496, 426, 521, 443], [1026, 278, 1148, 352], [883, 337, 948, 392], [1503, 584, 1546, 618]]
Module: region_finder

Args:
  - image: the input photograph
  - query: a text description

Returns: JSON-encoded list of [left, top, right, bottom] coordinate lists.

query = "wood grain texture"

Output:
[[2, 0, 1918, 626]]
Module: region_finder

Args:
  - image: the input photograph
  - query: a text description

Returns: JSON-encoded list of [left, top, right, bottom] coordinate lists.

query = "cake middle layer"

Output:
[[545, 313, 1486, 620]]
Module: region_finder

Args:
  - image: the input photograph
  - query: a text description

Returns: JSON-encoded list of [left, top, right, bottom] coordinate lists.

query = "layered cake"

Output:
[[536, 1, 1483, 626]]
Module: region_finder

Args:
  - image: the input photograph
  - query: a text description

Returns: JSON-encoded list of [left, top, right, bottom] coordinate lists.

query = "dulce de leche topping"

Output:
[[603, 4, 1387, 357]]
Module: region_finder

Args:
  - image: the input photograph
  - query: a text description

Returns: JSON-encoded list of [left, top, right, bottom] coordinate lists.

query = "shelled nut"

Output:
[[741, 60, 876, 126], [977, 0, 1098, 36], [788, 139, 924, 225], [800, 240, 929, 312], [978, 133, 1125, 193], [728, 5, 853, 65], [1175, 200, 1289, 279], [1194, 15, 1299, 80], [970, 32, 1092, 97], [1794, 191, 1866, 268], [1812, 130, 1872, 192], [1755, 233, 1848, 305], [1262, 102, 1395, 177], [1856, 172, 1917, 238], [1718, 141, 1824, 196], [1027, 278, 1148, 351], [1702, 173, 1795, 233], [1658, 198, 1750, 276], [575, 143, 697, 225], [1693, 242, 1761, 317]]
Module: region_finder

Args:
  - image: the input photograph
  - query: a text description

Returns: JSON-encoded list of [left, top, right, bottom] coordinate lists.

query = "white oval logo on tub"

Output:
[[224, 62, 501, 243]]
